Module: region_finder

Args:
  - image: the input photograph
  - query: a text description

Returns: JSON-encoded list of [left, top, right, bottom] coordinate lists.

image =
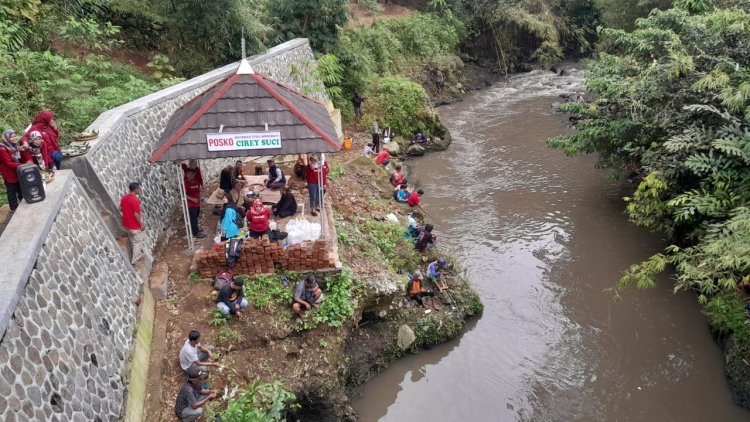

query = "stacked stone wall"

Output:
[[0, 175, 141, 421], [82, 39, 324, 255]]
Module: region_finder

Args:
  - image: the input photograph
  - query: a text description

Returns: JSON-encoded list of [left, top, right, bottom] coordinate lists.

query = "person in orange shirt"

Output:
[[406, 271, 438, 310]]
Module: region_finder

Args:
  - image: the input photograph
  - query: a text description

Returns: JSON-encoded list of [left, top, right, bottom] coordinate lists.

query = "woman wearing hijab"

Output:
[[246, 198, 271, 239], [21, 131, 51, 169], [0, 130, 25, 212], [23, 110, 61, 169], [220, 203, 241, 241]]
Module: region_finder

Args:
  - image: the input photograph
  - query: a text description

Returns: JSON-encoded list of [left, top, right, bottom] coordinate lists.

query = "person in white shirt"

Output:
[[179, 330, 220, 374], [363, 143, 376, 157]]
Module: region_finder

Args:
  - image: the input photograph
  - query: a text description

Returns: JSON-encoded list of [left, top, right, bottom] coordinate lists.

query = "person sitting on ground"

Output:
[[428, 258, 449, 291], [179, 330, 219, 375], [394, 182, 411, 203], [228, 180, 248, 216], [407, 210, 423, 236], [412, 132, 428, 145], [220, 203, 241, 241], [232, 160, 245, 182], [293, 275, 324, 319], [174, 370, 218, 422], [363, 143, 376, 157], [273, 186, 297, 218], [265, 159, 286, 189], [408, 189, 423, 208], [406, 271, 439, 310], [247, 198, 271, 239], [294, 155, 305, 179], [376, 147, 392, 166], [415, 224, 436, 252], [390, 164, 405, 187], [215, 278, 248, 318]]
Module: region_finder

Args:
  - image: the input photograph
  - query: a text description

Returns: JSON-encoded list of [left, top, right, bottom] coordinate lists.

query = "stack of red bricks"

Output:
[[196, 237, 337, 277]]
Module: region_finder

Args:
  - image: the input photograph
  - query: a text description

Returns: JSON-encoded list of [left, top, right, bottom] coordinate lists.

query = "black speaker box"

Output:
[[17, 164, 46, 204]]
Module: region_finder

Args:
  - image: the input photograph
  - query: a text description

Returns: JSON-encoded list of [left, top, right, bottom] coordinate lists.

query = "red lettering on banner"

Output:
[[208, 138, 234, 147]]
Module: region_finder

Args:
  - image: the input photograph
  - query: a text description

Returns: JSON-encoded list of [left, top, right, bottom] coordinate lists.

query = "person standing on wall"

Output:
[[372, 118, 381, 152], [184, 168, 205, 239], [0, 130, 25, 215], [120, 182, 146, 266]]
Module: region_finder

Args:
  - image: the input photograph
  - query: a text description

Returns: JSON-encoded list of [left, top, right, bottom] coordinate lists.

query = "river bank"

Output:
[[142, 131, 482, 420]]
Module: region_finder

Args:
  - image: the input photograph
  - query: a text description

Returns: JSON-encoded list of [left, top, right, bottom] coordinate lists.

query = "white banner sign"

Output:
[[206, 131, 282, 152]]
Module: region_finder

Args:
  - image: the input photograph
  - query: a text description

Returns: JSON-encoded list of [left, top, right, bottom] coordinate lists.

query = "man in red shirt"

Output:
[[375, 147, 392, 166], [184, 168, 205, 238], [120, 182, 146, 265], [408, 189, 424, 208]]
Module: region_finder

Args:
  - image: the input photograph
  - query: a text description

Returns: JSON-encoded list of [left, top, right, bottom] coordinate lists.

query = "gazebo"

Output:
[[149, 59, 341, 250]]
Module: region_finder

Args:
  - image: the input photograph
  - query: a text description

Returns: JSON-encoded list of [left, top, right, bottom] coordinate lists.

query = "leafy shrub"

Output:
[[361, 76, 442, 137], [239, 274, 293, 309], [312, 268, 355, 328], [704, 290, 750, 344], [221, 379, 296, 422], [414, 315, 463, 348]]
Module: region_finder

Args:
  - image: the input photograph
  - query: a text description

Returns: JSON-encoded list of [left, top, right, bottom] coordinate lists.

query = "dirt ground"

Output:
[[144, 133, 427, 420]]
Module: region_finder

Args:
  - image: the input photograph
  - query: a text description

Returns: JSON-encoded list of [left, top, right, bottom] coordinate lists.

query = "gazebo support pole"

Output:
[[319, 153, 327, 239], [177, 168, 194, 251]]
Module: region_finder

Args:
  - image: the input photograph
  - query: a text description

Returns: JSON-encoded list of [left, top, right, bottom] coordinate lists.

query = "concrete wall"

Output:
[[76, 39, 325, 255], [0, 171, 142, 421]]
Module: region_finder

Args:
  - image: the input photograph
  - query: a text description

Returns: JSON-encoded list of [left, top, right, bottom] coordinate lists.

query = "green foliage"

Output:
[[209, 309, 228, 326], [0, 49, 171, 145], [217, 326, 244, 345], [595, 0, 673, 30], [269, 0, 349, 52], [704, 290, 750, 343], [312, 268, 355, 327], [357, 0, 383, 15], [221, 379, 296, 422], [188, 272, 201, 283], [362, 76, 439, 137], [58, 16, 122, 52], [328, 164, 344, 181], [146, 54, 176, 80], [240, 274, 293, 309], [414, 315, 463, 348], [553, 3, 750, 349]]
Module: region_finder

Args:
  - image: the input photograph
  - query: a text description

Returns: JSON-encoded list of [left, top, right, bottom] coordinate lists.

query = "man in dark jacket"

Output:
[[215, 278, 248, 318], [272, 186, 297, 218], [265, 159, 286, 189]]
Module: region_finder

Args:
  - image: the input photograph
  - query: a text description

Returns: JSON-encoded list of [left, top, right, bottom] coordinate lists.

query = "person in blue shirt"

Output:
[[220, 203, 241, 241], [427, 258, 448, 291], [393, 182, 411, 203]]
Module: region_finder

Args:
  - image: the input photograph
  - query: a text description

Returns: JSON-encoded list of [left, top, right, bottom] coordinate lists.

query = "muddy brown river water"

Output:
[[352, 68, 750, 421]]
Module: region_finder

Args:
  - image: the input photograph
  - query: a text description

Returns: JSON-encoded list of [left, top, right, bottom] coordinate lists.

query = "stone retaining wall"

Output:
[[0, 171, 142, 421], [78, 39, 325, 255]]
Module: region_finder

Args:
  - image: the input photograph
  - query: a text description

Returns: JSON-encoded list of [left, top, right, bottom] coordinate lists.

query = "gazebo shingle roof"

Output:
[[149, 66, 340, 163]]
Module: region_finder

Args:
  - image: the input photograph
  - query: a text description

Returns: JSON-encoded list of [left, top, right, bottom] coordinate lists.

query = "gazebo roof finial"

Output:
[[237, 59, 255, 75]]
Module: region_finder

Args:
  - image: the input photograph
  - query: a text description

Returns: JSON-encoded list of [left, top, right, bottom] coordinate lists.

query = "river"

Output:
[[352, 68, 749, 421]]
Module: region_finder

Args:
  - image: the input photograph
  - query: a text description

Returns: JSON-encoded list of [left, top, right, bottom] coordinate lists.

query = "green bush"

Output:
[[704, 290, 750, 343], [221, 379, 296, 422], [361, 76, 441, 137], [0, 50, 173, 145]]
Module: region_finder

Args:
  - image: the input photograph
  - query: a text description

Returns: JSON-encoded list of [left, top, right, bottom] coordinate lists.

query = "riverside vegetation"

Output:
[[550, 0, 750, 406], [4, 0, 750, 415]]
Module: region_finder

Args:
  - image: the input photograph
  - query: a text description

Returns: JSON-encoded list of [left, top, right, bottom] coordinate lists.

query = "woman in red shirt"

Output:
[[0, 130, 25, 212], [21, 131, 52, 169], [23, 110, 61, 169], [376, 147, 392, 166], [246, 199, 271, 239]]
